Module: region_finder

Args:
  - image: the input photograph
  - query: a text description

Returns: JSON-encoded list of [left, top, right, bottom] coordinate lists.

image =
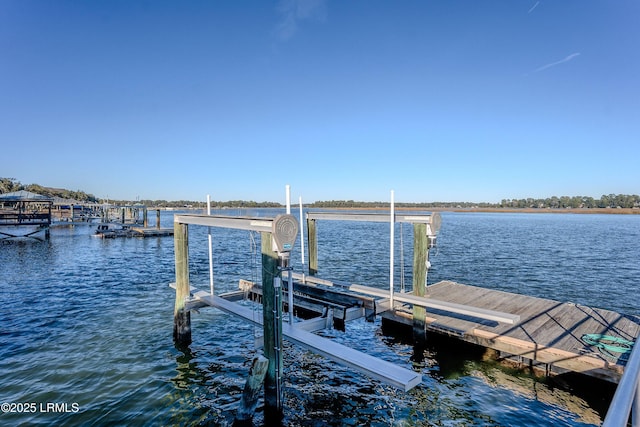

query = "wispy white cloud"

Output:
[[274, 0, 327, 41], [527, 1, 540, 14], [531, 52, 581, 74]]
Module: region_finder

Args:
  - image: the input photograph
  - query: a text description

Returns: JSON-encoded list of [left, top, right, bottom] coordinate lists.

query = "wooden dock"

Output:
[[383, 280, 639, 383], [236, 274, 638, 383], [130, 227, 173, 237], [94, 224, 173, 238]]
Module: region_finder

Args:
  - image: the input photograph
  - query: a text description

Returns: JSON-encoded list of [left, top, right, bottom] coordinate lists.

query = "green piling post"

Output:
[[173, 221, 191, 346], [261, 231, 283, 421], [307, 217, 318, 276], [412, 223, 428, 342]]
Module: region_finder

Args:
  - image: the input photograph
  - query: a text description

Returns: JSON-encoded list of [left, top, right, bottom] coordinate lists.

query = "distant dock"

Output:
[[94, 223, 173, 238], [130, 226, 174, 237], [93, 205, 173, 237], [0, 190, 53, 240]]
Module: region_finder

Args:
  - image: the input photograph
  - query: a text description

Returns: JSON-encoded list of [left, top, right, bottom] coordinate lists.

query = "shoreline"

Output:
[[432, 207, 640, 215], [312, 207, 640, 215], [89, 206, 639, 215]]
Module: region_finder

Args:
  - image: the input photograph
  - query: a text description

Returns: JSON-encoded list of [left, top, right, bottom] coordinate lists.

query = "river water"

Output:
[[1, 210, 639, 426]]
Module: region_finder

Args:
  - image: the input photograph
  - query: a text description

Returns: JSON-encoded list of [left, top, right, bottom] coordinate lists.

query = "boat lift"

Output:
[[171, 189, 519, 417]]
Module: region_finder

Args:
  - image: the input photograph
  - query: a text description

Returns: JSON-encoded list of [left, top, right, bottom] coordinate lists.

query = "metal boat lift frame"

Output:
[[171, 211, 518, 392]]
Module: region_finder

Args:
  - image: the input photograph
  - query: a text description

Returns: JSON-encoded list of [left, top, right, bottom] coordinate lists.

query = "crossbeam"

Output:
[[306, 211, 438, 224], [171, 284, 422, 391], [174, 214, 273, 232]]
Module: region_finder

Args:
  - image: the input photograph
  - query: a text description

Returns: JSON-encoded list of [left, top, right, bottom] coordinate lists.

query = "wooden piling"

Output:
[[173, 221, 192, 346], [143, 207, 148, 228], [261, 231, 283, 420], [307, 217, 318, 275], [412, 223, 428, 342], [235, 355, 269, 423], [156, 209, 161, 229]]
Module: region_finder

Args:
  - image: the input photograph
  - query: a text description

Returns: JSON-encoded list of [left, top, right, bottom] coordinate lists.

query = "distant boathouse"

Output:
[[0, 190, 53, 240]]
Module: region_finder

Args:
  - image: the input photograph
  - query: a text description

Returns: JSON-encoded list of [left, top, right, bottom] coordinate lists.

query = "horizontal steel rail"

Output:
[[174, 213, 273, 232], [307, 211, 439, 224], [603, 338, 640, 426]]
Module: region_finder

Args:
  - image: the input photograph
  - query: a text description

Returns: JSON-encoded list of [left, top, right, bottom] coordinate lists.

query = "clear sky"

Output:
[[1, 1, 638, 204]]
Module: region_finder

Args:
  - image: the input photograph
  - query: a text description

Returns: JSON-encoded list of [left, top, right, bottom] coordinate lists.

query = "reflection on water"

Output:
[[1, 210, 638, 425]]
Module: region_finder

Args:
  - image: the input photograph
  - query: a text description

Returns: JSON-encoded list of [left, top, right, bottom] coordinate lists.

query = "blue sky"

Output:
[[1, 1, 638, 203]]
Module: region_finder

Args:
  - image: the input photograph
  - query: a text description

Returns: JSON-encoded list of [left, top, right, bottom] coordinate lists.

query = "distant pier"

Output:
[[94, 205, 173, 237]]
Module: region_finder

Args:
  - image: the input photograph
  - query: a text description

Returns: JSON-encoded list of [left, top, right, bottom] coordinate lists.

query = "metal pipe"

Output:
[[273, 275, 283, 410], [287, 268, 294, 324], [603, 339, 640, 426], [284, 185, 294, 322], [389, 190, 395, 308], [207, 195, 214, 296], [285, 184, 291, 214], [299, 196, 306, 284]]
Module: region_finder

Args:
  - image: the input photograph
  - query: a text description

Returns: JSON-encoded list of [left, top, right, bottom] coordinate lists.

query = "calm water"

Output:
[[1, 210, 639, 426]]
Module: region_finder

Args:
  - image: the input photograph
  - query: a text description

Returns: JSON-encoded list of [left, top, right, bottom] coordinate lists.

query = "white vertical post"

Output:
[[207, 195, 214, 296], [299, 196, 306, 284], [389, 190, 395, 308], [285, 185, 294, 323], [285, 184, 291, 214]]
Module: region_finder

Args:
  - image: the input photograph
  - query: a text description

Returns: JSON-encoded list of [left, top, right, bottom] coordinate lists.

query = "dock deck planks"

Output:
[[406, 280, 640, 382], [173, 278, 639, 384]]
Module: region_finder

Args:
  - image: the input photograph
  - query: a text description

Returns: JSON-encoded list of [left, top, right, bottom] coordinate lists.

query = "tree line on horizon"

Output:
[[308, 194, 640, 209], [1, 177, 638, 209], [0, 177, 99, 203], [499, 194, 640, 209]]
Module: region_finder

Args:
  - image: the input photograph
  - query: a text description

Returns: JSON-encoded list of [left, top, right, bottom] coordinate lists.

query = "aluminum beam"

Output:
[[174, 214, 273, 232], [176, 284, 422, 391], [307, 211, 438, 224]]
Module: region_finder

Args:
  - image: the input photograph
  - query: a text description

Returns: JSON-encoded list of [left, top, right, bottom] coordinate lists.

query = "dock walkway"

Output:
[[234, 275, 638, 383], [384, 281, 639, 383]]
